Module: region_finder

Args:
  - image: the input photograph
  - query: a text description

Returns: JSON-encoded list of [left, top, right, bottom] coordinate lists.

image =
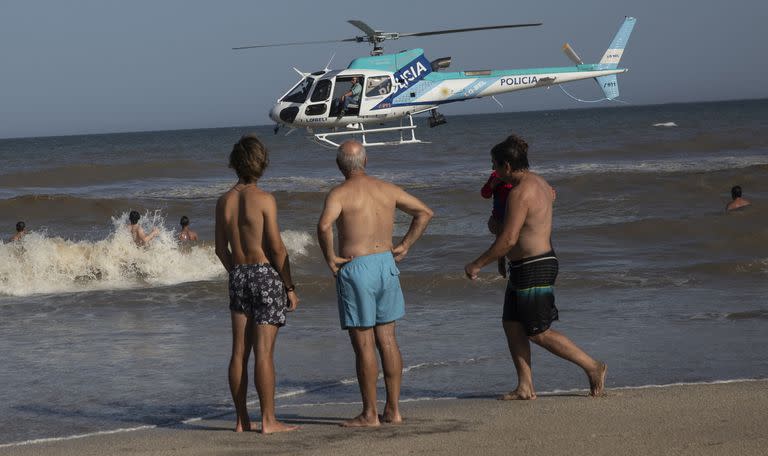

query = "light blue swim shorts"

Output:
[[335, 251, 405, 330]]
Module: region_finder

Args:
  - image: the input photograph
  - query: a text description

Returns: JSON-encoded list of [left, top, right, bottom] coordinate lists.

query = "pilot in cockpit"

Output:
[[337, 77, 362, 118]]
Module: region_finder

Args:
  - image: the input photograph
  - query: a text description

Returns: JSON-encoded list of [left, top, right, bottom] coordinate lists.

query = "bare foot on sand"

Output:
[[341, 413, 380, 428], [499, 388, 537, 400], [261, 421, 300, 434], [234, 421, 257, 432], [381, 411, 403, 424], [588, 362, 608, 397]]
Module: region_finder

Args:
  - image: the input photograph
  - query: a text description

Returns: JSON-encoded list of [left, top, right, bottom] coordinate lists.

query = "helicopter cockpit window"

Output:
[[281, 77, 315, 104], [365, 76, 392, 97], [310, 79, 332, 102]]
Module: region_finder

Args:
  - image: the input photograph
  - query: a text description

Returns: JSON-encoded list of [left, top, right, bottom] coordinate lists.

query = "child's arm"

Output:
[[481, 174, 496, 199]]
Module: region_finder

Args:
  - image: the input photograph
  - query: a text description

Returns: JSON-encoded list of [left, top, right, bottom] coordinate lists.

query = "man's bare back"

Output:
[[726, 197, 751, 212], [178, 216, 198, 242], [725, 186, 751, 213], [319, 172, 432, 271], [327, 175, 401, 258], [179, 229, 198, 242], [215, 184, 275, 268], [127, 211, 159, 247]]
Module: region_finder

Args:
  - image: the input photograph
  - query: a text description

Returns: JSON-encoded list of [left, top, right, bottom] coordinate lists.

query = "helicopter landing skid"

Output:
[[311, 114, 427, 148]]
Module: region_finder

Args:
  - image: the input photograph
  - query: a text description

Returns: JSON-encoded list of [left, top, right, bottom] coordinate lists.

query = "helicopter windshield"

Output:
[[281, 77, 315, 104]]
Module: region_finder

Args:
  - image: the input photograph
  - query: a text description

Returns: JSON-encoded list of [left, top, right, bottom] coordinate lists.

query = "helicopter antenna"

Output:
[[324, 52, 336, 71], [234, 20, 542, 56]]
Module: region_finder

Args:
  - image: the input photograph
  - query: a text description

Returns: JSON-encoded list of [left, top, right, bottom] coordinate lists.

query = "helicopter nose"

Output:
[[269, 105, 281, 123], [269, 103, 300, 124]]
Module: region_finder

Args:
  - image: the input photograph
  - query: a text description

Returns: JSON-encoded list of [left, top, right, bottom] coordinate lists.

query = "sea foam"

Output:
[[0, 211, 315, 297]]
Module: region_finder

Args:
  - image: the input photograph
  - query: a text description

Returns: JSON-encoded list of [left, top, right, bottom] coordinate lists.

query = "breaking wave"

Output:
[[0, 212, 315, 297]]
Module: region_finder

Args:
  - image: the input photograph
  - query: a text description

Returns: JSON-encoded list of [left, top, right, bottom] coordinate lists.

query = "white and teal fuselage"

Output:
[[273, 54, 626, 128], [269, 17, 635, 129]]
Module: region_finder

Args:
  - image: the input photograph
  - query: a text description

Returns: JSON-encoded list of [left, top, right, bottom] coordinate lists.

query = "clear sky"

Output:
[[1, 0, 766, 138]]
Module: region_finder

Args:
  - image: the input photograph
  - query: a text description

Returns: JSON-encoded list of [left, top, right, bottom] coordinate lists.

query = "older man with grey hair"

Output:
[[317, 140, 433, 427]]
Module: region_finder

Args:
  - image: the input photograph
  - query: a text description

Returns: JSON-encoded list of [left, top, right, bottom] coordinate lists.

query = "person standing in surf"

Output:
[[215, 134, 299, 434], [465, 134, 607, 400], [725, 185, 751, 212], [317, 140, 433, 427], [178, 216, 198, 242], [128, 211, 160, 247], [10, 221, 27, 242]]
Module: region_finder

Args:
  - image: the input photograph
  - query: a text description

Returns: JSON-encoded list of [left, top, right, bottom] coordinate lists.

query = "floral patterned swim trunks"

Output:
[[228, 263, 287, 326]]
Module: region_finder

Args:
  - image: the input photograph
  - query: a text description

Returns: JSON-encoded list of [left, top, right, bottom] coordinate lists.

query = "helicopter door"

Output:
[[361, 75, 393, 112], [305, 79, 332, 117], [331, 76, 364, 118]]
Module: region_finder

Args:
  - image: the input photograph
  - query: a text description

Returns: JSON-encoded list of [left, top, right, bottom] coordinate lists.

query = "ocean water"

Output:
[[1, 99, 767, 445]]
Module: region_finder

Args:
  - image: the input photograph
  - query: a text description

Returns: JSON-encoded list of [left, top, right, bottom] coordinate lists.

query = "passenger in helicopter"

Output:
[[336, 76, 362, 118]]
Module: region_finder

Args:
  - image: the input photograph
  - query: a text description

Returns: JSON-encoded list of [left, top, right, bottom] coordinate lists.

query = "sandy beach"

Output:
[[3, 380, 766, 456]]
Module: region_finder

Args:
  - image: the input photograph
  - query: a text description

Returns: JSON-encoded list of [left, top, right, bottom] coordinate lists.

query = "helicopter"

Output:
[[235, 17, 636, 147]]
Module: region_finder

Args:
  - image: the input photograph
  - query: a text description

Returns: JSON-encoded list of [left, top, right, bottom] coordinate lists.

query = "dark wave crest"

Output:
[[0, 160, 214, 188]]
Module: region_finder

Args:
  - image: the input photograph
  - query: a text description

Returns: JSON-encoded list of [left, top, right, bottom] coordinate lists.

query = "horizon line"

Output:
[[1, 96, 765, 141]]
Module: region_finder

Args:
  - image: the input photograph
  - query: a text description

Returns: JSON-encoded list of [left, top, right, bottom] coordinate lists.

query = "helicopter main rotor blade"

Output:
[[347, 20, 377, 39], [233, 38, 357, 50], [399, 23, 542, 38], [234, 21, 542, 51]]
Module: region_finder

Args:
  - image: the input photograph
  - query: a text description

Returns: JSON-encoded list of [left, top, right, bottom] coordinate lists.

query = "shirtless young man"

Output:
[[465, 134, 607, 400], [317, 140, 433, 427], [128, 211, 159, 247], [10, 221, 27, 242], [178, 216, 198, 242], [215, 134, 299, 434], [726, 185, 751, 212]]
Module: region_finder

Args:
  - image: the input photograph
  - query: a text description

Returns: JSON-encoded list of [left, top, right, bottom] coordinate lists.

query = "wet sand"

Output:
[[3, 380, 767, 456]]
